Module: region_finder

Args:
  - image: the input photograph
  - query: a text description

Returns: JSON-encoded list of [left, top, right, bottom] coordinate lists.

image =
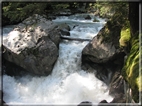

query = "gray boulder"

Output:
[[82, 36, 118, 63], [58, 23, 70, 36], [2, 14, 69, 76], [82, 21, 122, 64], [82, 17, 125, 82]]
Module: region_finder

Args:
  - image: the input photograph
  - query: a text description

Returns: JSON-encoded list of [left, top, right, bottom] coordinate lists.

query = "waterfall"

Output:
[[2, 14, 113, 105]]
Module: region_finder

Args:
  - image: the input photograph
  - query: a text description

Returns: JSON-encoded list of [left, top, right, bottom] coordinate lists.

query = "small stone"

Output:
[[85, 15, 91, 20], [78, 101, 92, 106]]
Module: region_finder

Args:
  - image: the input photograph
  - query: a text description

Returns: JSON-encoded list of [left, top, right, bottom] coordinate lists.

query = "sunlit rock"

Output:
[[2, 14, 70, 76]]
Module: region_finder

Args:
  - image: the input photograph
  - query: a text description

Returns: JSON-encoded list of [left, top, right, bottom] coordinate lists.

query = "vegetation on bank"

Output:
[[2, 2, 91, 26], [121, 2, 141, 102], [2, 2, 128, 26], [122, 32, 141, 102], [2, 2, 70, 25], [119, 27, 130, 47], [119, 20, 131, 54]]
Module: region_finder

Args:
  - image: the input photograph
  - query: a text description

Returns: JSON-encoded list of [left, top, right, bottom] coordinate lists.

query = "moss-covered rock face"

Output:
[[119, 20, 131, 55], [122, 33, 142, 102], [119, 27, 130, 47]]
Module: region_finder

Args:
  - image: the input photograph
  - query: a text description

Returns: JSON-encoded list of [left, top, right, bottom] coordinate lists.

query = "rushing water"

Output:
[[2, 14, 113, 105]]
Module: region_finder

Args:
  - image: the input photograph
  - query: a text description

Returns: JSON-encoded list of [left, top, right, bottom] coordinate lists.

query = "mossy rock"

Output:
[[122, 32, 142, 102], [119, 28, 131, 47]]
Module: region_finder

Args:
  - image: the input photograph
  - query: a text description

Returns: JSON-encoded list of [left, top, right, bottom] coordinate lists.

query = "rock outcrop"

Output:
[[82, 13, 126, 83], [2, 14, 70, 76], [109, 71, 126, 103]]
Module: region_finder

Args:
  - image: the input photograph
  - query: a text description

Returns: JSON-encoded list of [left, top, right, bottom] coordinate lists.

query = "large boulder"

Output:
[[2, 14, 70, 76], [82, 17, 123, 63], [82, 13, 126, 82]]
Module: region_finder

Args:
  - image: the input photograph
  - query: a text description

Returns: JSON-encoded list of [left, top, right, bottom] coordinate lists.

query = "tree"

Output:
[[2, 2, 70, 26]]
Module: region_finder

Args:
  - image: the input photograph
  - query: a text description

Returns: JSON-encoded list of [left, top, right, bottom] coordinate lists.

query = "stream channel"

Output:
[[2, 14, 113, 105]]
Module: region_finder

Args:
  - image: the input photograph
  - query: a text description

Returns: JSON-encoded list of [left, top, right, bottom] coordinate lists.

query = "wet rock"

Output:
[[2, 56, 29, 76], [98, 95, 126, 106], [58, 23, 70, 36], [85, 15, 91, 20], [99, 100, 108, 103], [98, 100, 109, 106], [78, 101, 92, 106], [109, 71, 125, 96], [2, 14, 68, 76], [82, 13, 123, 63], [82, 27, 123, 64], [82, 14, 126, 82], [109, 71, 126, 103], [110, 93, 126, 103], [97, 71, 127, 105]]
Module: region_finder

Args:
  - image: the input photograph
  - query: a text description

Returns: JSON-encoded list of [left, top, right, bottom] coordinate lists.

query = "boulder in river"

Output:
[[82, 13, 126, 83], [2, 14, 70, 76], [58, 23, 70, 36], [85, 15, 92, 20]]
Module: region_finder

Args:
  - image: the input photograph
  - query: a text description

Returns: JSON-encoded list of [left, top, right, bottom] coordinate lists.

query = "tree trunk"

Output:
[[128, 2, 139, 36]]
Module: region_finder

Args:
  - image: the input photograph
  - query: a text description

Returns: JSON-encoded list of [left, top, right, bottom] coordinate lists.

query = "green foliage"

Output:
[[119, 20, 131, 47], [122, 32, 141, 102], [2, 2, 70, 26], [53, 3, 69, 10], [2, 2, 48, 25], [94, 2, 129, 19], [119, 28, 130, 47]]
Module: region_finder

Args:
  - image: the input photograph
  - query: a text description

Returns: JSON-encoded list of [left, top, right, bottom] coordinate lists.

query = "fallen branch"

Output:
[[60, 35, 91, 41]]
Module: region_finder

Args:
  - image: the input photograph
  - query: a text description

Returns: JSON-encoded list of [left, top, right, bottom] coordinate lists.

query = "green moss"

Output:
[[122, 33, 141, 102], [119, 21, 131, 47]]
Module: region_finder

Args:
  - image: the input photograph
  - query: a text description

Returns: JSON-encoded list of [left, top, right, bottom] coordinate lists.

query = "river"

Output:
[[2, 14, 113, 105]]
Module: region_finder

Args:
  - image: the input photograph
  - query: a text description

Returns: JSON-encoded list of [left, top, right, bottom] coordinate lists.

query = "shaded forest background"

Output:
[[2, 2, 128, 26]]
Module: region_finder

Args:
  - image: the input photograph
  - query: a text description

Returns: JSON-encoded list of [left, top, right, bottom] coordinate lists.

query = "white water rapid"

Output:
[[2, 14, 113, 105]]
